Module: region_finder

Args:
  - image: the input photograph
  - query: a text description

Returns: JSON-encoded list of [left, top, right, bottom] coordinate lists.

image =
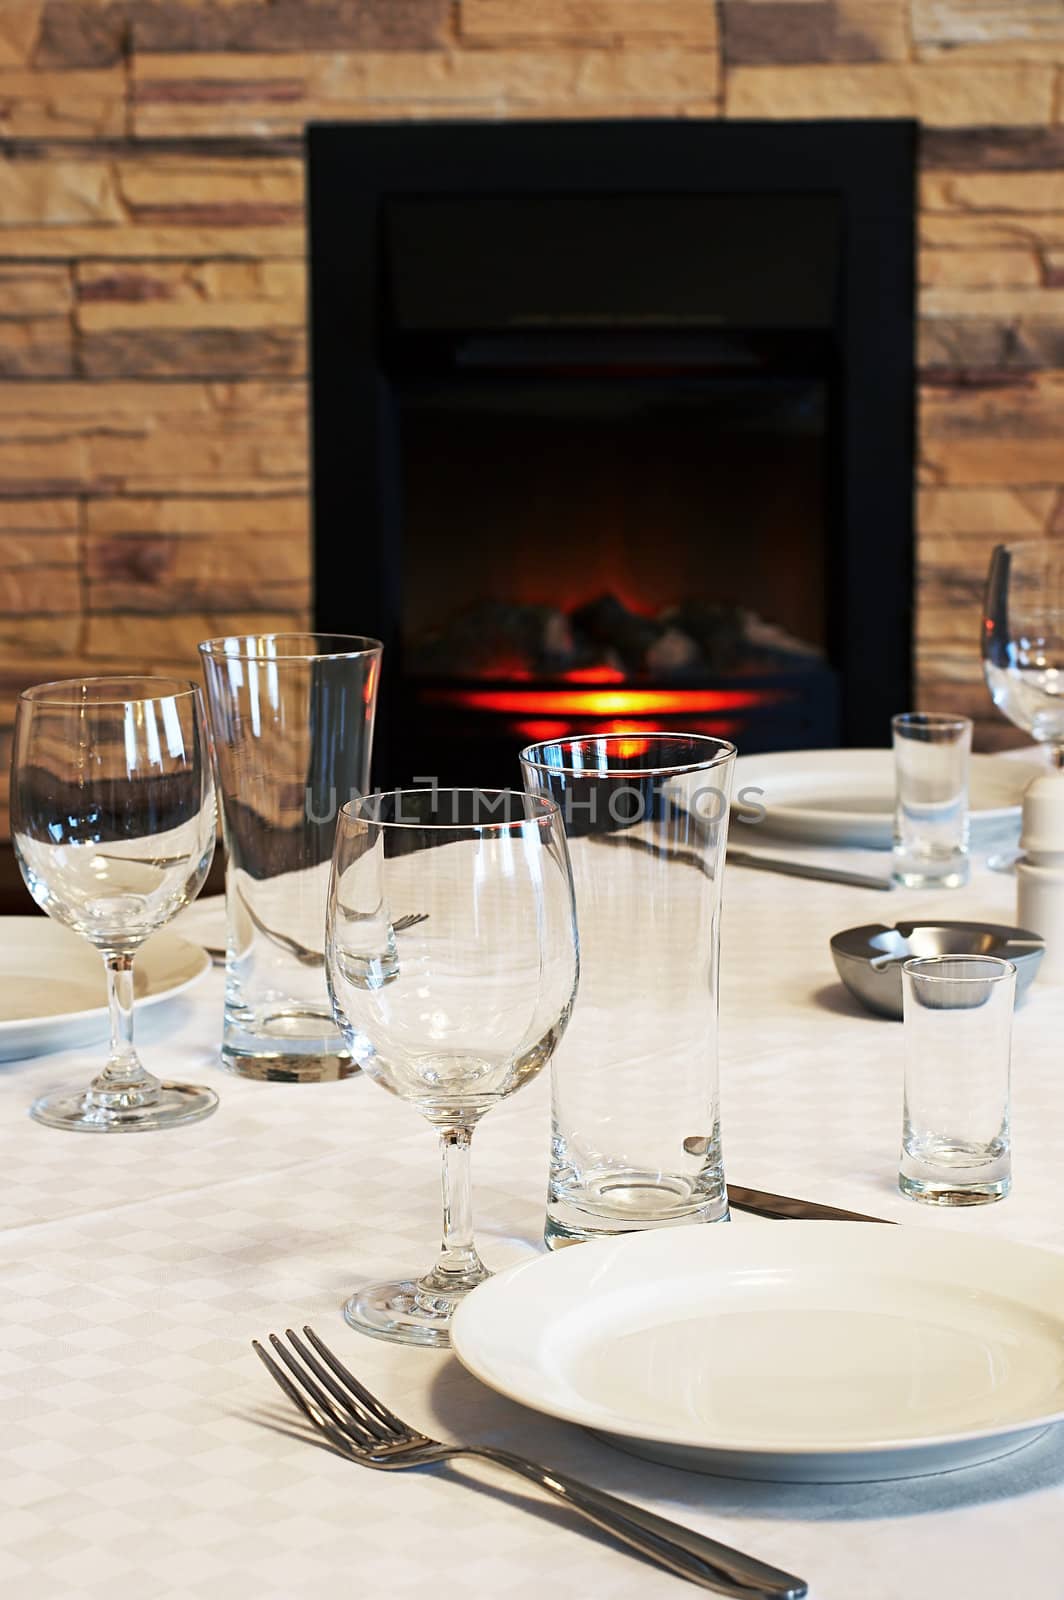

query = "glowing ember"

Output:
[[428, 686, 783, 717]]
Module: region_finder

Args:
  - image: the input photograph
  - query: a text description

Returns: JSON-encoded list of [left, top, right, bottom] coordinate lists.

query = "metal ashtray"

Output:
[[829, 920, 1045, 1020]]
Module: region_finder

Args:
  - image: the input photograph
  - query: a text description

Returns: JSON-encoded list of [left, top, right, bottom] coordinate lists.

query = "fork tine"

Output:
[[283, 1328, 395, 1443], [252, 1339, 355, 1454], [302, 1326, 413, 1437], [267, 1333, 380, 1450]]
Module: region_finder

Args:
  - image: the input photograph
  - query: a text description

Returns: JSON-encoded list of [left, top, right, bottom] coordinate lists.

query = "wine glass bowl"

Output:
[[11, 677, 219, 1131], [984, 543, 1064, 763], [327, 788, 579, 1348]]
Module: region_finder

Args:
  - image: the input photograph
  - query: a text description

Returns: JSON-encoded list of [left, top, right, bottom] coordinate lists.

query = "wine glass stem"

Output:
[[422, 1125, 488, 1293], [98, 951, 157, 1093]]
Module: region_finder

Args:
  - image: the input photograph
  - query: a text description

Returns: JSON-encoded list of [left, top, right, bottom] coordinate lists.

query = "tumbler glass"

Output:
[[520, 732, 735, 1246], [199, 633, 381, 1081], [899, 954, 1015, 1206], [892, 712, 972, 889]]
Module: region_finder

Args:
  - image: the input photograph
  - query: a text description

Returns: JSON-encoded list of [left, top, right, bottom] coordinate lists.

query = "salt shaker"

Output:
[[1016, 771, 1064, 982]]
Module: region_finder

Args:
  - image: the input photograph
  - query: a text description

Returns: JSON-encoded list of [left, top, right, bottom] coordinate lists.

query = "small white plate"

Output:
[[451, 1224, 1064, 1482], [0, 918, 210, 1061], [732, 748, 1042, 849]]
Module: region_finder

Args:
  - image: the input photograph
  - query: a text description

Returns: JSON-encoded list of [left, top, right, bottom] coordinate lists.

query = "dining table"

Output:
[[2, 833, 1064, 1600]]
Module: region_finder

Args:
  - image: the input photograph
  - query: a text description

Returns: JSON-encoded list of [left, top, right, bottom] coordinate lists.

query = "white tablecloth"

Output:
[[2, 860, 1064, 1600]]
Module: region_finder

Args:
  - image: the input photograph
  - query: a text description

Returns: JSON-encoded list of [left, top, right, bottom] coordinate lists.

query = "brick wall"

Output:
[[1, 1, 1063, 828]]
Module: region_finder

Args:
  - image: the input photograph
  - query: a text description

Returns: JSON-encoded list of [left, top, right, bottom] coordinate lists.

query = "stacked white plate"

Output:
[[730, 749, 1041, 849]]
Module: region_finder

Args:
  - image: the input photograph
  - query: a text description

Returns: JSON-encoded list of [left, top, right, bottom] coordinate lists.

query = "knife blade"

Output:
[[727, 1183, 896, 1224], [727, 847, 894, 892]]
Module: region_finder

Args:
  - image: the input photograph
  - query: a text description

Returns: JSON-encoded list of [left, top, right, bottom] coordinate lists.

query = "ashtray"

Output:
[[829, 920, 1045, 1020]]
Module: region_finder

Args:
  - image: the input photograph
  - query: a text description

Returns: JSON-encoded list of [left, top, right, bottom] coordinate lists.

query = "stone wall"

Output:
[[1, 1, 1063, 827]]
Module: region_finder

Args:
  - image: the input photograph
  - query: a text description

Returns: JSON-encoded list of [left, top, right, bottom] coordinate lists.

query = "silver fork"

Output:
[[252, 1326, 807, 1600]]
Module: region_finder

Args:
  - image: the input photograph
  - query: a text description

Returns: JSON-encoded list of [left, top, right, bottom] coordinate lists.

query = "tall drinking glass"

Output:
[[520, 733, 735, 1247], [327, 789, 578, 1347], [199, 633, 381, 1082], [11, 677, 218, 1131]]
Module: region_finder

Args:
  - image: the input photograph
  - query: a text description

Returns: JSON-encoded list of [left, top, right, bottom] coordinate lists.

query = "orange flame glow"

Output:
[[428, 686, 782, 717]]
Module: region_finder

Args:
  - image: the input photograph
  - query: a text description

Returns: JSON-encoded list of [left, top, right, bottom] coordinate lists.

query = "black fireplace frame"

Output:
[[307, 119, 916, 776]]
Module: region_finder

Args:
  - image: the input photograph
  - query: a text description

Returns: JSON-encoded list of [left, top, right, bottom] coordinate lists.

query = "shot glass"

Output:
[[892, 712, 972, 888], [200, 632, 381, 1081], [899, 954, 1015, 1206]]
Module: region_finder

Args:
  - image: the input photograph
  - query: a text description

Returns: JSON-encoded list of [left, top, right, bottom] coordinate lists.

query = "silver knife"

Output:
[[727, 846, 894, 892], [728, 1183, 896, 1224]]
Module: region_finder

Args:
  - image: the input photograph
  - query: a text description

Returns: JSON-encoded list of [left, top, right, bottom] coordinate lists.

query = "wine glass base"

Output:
[[30, 1080, 219, 1133], [343, 1276, 478, 1349]]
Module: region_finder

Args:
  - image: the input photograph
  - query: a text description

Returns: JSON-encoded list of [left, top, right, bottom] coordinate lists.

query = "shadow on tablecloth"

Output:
[[427, 1358, 1064, 1524]]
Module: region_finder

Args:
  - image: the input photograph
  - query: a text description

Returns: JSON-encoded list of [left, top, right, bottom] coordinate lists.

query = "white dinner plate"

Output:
[[731, 748, 1042, 849], [0, 918, 210, 1061], [451, 1223, 1064, 1482]]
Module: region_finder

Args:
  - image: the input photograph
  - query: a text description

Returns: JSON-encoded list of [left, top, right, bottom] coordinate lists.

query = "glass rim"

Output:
[[198, 631, 382, 662], [18, 675, 201, 708], [990, 539, 1057, 557], [518, 730, 737, 778], [341, 788, 562, 833], [892, 712, 972, 733], [903, 954, 1017, 983]]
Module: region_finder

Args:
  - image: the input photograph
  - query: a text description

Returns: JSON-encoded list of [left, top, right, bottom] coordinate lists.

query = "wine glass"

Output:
[[984, 543, 1064, 763], [982, 544, 1064, 870], [327, 788, 579, 1348], [11, 677, 219, 1131]]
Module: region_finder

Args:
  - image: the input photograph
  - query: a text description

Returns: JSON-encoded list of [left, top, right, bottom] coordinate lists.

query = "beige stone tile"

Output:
[[918, 486, 1056, 534], [115, 157, 303, 215], [84, 611, 304, 661], [918, 249, 1042, 288], [0, 533, 78, 570], [0, 499, 79, 532], [920, 374, 1064, 485], [0, 224, 305, 259], [77, 298, 304, 332], [0, 266, 72, 315], [0, 378, 303, 420], [0, 562, 80, 615], [0, 158, 124, 226], [921, 213, 1064, 250], [0, 318, 73, 377], [460, 1, 717, 45], [0, 4, 41, 68], [725, 62, 1055, 125], [86, 496, 308, 537], [0, 67, 125, 137], [920, 285, 1064, 317], [0, 614, 81, 654], [913, 0, 1064, 51], [131, 48, 720, 135], [922, 171, 1064, 212]]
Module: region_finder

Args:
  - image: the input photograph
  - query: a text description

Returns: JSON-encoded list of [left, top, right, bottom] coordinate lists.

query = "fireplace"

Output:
[[307, 120, 915, 787]]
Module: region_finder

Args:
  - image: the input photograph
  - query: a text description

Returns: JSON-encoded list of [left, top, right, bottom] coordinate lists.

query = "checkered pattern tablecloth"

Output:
[[3, 865, 1064, 1600]]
